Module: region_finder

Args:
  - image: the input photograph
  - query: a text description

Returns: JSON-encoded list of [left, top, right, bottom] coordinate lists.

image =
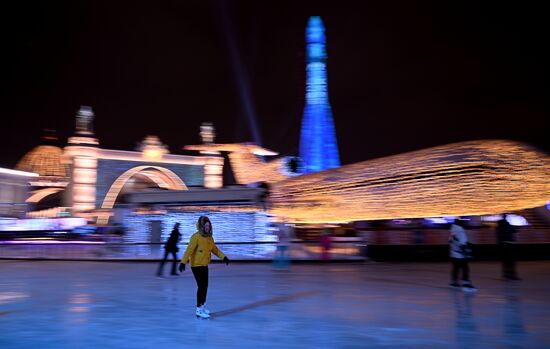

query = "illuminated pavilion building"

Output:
[[16, 106, 224, 223], [9, 108, 276, 248]]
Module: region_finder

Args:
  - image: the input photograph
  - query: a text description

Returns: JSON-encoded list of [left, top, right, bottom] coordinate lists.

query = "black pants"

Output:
[[451, 258, 470, 282], [191, 266, 209, 307], [157, 250, 178, 276], [499, 243, 518, 279]]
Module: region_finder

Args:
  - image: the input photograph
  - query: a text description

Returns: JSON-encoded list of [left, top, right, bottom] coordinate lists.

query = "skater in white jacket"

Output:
[[449, 219, 476, 292]]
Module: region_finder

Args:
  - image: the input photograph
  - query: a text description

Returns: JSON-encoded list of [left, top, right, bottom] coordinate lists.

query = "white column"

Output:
[[203, 155, 224, 189]]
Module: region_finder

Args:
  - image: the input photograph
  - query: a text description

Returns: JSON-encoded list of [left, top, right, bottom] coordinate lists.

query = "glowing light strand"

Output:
[[270, 140, 550, 223]]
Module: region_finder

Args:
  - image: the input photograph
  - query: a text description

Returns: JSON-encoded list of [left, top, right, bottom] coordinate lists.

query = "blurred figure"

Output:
[[156, 223, 181, 277], [319, 227, 332, 261], [257, 182, 270, 211], [178, 216, 229, 319], [113, 222, 125, 236], [273, 221, 293, 269], [449, 219, 476, 292], [414, 229, 425, 244], [496, 214, 520, 280]]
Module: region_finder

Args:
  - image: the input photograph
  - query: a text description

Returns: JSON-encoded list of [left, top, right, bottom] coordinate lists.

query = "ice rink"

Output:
[[1, 260, 549, 348]]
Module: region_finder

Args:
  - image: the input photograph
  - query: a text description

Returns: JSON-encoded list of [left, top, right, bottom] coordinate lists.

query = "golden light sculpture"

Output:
[[187, 140, 550, 224], [267, 140, 550, 223]]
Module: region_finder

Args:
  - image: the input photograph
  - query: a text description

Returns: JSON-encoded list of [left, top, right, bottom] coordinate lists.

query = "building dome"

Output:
[[16, 145, 68, 177]]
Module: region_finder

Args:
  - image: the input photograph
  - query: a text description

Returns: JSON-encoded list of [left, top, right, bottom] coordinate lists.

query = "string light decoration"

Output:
[[122, 208, 276, 257], [266, 140, 550, 223]]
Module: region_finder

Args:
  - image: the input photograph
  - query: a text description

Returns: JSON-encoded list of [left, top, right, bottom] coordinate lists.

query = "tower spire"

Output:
[[299, 16, 340, 173], [75, 106, 94, 136]]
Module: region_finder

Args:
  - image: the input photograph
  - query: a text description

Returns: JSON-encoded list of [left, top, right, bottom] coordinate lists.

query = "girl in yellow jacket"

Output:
[[179, 216, 229, 318]]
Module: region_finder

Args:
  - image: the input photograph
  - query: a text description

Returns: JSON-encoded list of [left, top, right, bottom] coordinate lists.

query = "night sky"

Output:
[[1, 1, 548, 169]]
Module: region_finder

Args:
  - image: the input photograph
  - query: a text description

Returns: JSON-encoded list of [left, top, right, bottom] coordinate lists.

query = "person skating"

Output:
[[319, 228, 332, 261], [179, 216, 229, 318], [449, 219, 476, 292], [273, 221, 293, 269], [496, 214, 520, 280], [156, 223, 181, 277]]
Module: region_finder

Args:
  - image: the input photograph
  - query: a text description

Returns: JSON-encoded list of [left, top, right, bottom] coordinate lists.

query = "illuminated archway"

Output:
[[132, 170, 173, 190], [26, 188, 64, 203], [100, 166, 187, 211]]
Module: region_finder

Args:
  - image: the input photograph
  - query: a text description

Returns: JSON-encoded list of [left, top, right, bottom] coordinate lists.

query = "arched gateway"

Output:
[[62, 107, 223, 223]]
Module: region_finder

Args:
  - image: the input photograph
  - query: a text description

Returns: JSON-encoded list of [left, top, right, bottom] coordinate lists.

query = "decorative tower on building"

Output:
[[64, 106, 100, 216], [299, 16, 340, 174], [199, 122, 224, 188]]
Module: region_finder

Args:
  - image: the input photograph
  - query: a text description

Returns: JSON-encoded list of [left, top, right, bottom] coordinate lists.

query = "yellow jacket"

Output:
[[181, 232, 225, 267]]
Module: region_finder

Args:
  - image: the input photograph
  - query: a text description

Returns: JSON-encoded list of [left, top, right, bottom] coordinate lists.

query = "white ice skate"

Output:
[[201, 305, 210, 315], [196, 306, 210, 319]]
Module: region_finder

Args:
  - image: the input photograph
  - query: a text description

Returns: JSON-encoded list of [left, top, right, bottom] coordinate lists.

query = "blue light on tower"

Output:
[[299, 16, 340, 174]]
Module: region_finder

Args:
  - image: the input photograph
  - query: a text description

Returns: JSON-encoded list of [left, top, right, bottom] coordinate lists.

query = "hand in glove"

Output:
[[223, 256, 230, 265], [178, 263, 185, 272]]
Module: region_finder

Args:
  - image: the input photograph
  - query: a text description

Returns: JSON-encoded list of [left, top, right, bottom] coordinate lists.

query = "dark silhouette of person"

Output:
[[156, 223, 182, 277], [258, 182, 270, 211], [496, 214, 520, 280], [319, 227, 332, 261]]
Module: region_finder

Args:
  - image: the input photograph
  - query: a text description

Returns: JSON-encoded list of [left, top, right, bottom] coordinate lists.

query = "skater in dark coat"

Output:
[[157, 223, 182, 277], [179, 216, 229, 318], [496, 214, 520, 280]]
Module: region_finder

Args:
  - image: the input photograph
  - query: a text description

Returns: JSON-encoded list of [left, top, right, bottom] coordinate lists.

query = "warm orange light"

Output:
[[268, 140, 550, 223]]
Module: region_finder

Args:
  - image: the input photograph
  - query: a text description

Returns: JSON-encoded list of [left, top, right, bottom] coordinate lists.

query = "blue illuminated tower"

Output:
[[299, 16, 340, 174]]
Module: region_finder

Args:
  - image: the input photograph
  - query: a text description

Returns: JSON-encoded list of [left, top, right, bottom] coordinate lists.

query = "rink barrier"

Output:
[[0, 239, 367, 261]]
